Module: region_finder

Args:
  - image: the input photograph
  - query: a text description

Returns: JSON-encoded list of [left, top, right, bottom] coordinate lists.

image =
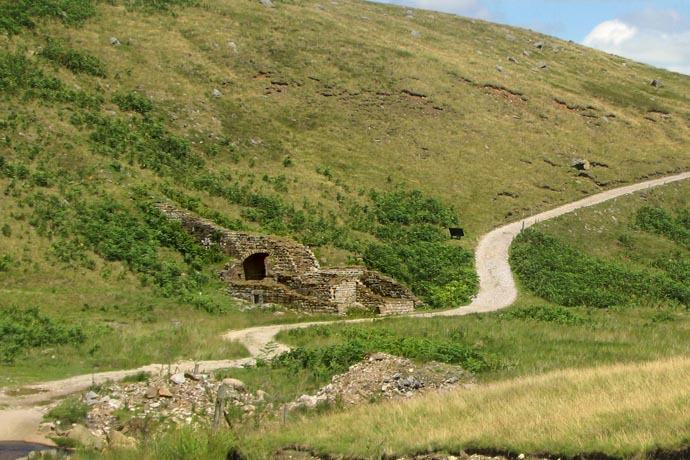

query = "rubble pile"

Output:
[[288, 353, 474, 410]]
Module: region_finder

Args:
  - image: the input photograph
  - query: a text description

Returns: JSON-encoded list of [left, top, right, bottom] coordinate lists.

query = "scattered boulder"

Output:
[[109, 37, 121, 46], [109, 430, 137, 449], [571, 158, 591, 171], [227, 41, 238, 53], [507, 56, 518, 63], [495, 65, 503, 72], [650, 79, 663, 88], [158, 386, 173, 398], [534, 41, 545, 49], [411, 30, 422, 38], [211, 88, 222, 98], [170, 373, 186, 385], [67, 424, 103, 449], [221, 377, 246, 392], [536, 62, 547, 69], [145, 386, 158, 399], [286, 353, 472, 411], [84, 391, 99, 406]]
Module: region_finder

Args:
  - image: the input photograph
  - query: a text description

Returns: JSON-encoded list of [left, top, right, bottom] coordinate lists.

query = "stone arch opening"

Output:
[[243, 253, 269, 280]]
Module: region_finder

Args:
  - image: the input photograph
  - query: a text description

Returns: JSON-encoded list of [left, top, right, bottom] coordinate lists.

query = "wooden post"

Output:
[[213, 384, 231, 431]]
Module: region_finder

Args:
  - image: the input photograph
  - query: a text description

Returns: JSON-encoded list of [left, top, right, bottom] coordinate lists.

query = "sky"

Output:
[[375, 0, 690, 75]]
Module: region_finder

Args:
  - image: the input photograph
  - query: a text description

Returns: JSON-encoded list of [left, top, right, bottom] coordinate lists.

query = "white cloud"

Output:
[[582, 10, 690, 75], [583, 20, 637, 47]]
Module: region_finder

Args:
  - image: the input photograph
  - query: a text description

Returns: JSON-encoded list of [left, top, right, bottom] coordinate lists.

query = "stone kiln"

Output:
[[157, 204, 418, 315]]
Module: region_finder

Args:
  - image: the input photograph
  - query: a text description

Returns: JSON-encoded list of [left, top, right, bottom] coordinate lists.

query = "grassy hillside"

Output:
[[1, 0, 690, 383]]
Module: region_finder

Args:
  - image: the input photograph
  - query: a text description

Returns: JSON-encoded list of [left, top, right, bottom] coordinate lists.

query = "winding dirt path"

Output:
[[1, 171, 689, 442]]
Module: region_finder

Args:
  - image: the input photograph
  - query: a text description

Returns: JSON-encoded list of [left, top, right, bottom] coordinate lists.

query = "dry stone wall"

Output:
[[157, 204, 418, 315]]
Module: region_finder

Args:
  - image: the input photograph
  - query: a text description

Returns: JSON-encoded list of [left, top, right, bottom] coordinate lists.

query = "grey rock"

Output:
[[170, 373, 186, 385], [571, 158, 591, 171], [411, 30, 422, 38], [495, 65, 503, 72], [651, 79, 663, 88], [534, 41, 545, 49], [84, 390, 99, 405], [211, 88, 222, 98], [109, 37, 121, 46], [536, 62, 548, 69], [259, 0, 274, 7], [227, 41, 238, 53], [508, 56, 518, 63]]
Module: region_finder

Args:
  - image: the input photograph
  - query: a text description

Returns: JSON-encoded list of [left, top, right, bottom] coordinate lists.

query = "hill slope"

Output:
[[1, 0, 690, 381]]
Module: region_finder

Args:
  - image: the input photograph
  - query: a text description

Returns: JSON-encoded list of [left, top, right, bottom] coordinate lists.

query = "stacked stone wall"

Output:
[[157, 204, 419, 315]]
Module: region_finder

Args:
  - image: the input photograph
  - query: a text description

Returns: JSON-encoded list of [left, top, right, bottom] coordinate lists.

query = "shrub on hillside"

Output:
[[40, 39, 106, 77], [113, 91, 154, 115], [510, 229, 690, 308], [273, 327, 491, 380], [0, 307, 85, 363], [499, 304, 588, 325], [636, 206, 690, 249], [0, 0, 96, 34]]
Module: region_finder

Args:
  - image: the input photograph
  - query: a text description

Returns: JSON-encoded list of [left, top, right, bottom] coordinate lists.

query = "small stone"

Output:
[[255, 390, 267, 402], [537, 62, 548, 69], [170, 373, 186, 385], [534, 41, 545, 49], [259, 0, 274, 7], [411, 30, 422, 38], [145, 386, 158, 399], [650, 79, 663, 88], [517, 454, 526, 460], [211, 88, 222, 98], [227, 41, 238, 53], [158, 386, 173, 398], [109, 37, 121, 46], [495, 65, 503, 72], [508, 56, 518, 63]]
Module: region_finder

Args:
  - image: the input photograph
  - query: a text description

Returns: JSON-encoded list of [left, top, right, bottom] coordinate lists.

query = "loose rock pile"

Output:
[[287, 353, 473, 410], [42, 370, 263, 449]]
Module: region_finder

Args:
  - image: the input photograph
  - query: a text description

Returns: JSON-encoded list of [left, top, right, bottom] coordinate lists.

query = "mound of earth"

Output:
[[287, 353, 474, 410]]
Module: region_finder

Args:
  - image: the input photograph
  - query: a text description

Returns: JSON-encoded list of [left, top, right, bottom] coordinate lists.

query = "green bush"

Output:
[[113, 91, 154, 115], [123, 0, 200, 12], [0, 0, 96, 34], [364, 241, 477, 306], [636, 206, 690, 249], [274, 326, 491, 380], [510, 229, 690, 308], [45, 397, 88, 425], [0, 52, 102, 109], [40, 39, 106, 77], [370, 188, 458, 226], [0, 307, 85, 363], [499, 304, 588, 325]]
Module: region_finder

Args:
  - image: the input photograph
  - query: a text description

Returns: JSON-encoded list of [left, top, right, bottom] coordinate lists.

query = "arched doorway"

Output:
[[243, 253, 269, 280]]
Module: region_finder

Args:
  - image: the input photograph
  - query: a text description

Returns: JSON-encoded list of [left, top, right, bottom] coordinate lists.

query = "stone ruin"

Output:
[[156, 204, 419, 315]]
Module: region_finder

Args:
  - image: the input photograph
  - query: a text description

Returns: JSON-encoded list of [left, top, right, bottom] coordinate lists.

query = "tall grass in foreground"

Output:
[[243, 357, 690, 459]]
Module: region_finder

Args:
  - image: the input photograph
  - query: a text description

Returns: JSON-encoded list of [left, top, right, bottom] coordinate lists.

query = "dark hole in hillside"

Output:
[[243, 253, 268, 280]]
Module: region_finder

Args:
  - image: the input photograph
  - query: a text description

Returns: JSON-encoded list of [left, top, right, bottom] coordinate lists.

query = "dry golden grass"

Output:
[[247, 357, 690, 458]]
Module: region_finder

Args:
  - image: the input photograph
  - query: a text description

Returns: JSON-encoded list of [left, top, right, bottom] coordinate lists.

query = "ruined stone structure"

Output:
[[157, 204, 418, 315]]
